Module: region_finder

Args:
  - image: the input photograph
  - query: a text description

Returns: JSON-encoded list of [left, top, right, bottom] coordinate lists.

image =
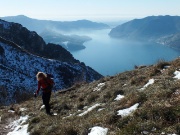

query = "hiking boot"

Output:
[[46, 112, 53, 115]]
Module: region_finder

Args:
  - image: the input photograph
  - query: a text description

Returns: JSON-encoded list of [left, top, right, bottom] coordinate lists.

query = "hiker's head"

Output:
[[36, 72, 47, 81]]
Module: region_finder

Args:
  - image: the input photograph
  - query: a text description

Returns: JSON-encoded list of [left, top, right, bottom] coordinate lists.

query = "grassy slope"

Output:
[[1, 59, 180, 135]]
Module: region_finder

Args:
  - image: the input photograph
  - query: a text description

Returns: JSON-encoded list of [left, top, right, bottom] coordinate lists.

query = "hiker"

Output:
[[35, 72, 54, 115]]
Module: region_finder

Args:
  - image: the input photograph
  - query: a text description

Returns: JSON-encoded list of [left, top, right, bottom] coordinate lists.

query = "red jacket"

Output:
[[36, 78, 54, 94]]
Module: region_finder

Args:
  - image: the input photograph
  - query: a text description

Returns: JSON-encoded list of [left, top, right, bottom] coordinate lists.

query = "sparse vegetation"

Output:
[[1, 58, 180, 135]]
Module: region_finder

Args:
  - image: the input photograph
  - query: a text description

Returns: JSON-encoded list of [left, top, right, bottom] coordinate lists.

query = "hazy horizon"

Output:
[[0, 0, 179, 22]]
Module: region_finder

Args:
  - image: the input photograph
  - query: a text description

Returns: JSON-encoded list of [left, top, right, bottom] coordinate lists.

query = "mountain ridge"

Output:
[[0, 15, 109, 51], [109, 15, 180, 49], [1, 15, 110, 33]]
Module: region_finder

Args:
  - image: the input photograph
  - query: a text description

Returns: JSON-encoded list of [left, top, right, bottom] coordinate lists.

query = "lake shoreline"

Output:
[[72, 29, 180, 76]]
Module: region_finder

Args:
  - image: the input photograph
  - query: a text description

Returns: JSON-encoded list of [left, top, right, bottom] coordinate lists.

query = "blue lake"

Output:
[[71, 29, 180, 76]]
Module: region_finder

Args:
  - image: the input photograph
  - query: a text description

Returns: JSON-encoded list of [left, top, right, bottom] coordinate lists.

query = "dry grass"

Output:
[[1, 58, 180, 135]]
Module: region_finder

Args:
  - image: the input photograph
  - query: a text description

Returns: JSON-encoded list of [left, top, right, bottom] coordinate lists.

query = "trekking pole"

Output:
[[54, 87, 57, 104]]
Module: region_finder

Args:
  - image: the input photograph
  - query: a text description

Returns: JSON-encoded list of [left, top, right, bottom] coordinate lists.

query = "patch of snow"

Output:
[[8, 124, 29, 135], [93, 83, 105, 91], [7, 115, 29, 135], [117, 103, 139, 117], [122, 84, 127, 87], [88, 126, 108, 135], [19, 108, 27, 112], [40, 105, 45, 110], [142, 131, 149, 134], [144, 79, 155, 88], [151, 127, 156, 131], [174, 70, 180, 79], [114, 94, 124, 101], [78, 103, 101, 116], [174, 89, 180, 95], [140, 79, 155, 91], [98, 108, 105, 112], [63, 114, 73, 119], [53, 113, 57, 116], [8, 110, 15, 113]]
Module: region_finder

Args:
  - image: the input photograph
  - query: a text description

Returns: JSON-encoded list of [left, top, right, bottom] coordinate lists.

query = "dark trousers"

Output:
[[42, 92, 51, 114]]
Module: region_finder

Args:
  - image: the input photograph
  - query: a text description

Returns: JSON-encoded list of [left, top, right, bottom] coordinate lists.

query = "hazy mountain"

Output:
[[40, 30, 92, 51], [109, 16, 180, 48], [1, 15, 109, 51], [1, 15, 110, 33], [0, 19, 102, 105]]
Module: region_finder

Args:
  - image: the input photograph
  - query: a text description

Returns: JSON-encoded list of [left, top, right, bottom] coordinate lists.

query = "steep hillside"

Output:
[[0, 19, 79, 63], [1, 15, 110, 33], [0, 36, 102, 105], [1, 59, 180, 135], [109, 16, 180, 49]]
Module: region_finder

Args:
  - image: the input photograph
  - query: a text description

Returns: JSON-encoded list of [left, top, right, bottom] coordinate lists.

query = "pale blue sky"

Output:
[[0, 0, 179, 21]]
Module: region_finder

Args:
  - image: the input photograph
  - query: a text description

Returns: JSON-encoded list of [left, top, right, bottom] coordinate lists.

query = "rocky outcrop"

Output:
[[0, 19, 77, 63]]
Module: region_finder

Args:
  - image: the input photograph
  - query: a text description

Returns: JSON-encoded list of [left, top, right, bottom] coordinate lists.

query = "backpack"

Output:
[[46, 74, 55, 89]]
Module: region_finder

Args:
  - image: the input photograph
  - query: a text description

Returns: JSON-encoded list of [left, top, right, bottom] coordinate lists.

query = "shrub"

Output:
[[130, 75, 147, 86], [60, 126, 78, 135], [77, 104, 84, 110], [176, 124, 180, 135], [103, 91, 112, 100], [87, 94, 99, 104], [30, 117, 40, 124], [163, 109, 176, 122], [148, 67, 161, 77], [60, 103, 71, 110], [137, 92, 147, 104], [30, 130, 41, 135], [70, 94, 77, 99], [156, 60, 170, 69], [116, 116, 131, 129], [78, 97, 84, 102], [105, 112, 121, 125]]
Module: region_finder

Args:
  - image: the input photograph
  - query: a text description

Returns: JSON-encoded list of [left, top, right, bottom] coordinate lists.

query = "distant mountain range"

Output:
[[0, 19, 102, 105], [1, 15, 109, 51], [109, 15, 180, 49], [1, 15, 110, 33]]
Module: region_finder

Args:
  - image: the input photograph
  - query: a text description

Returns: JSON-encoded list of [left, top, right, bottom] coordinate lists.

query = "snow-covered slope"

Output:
[[0, 37, 102, 105]]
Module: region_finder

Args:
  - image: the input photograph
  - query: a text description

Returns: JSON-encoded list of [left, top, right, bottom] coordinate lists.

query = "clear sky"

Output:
[[0, 0, 179, 21]]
